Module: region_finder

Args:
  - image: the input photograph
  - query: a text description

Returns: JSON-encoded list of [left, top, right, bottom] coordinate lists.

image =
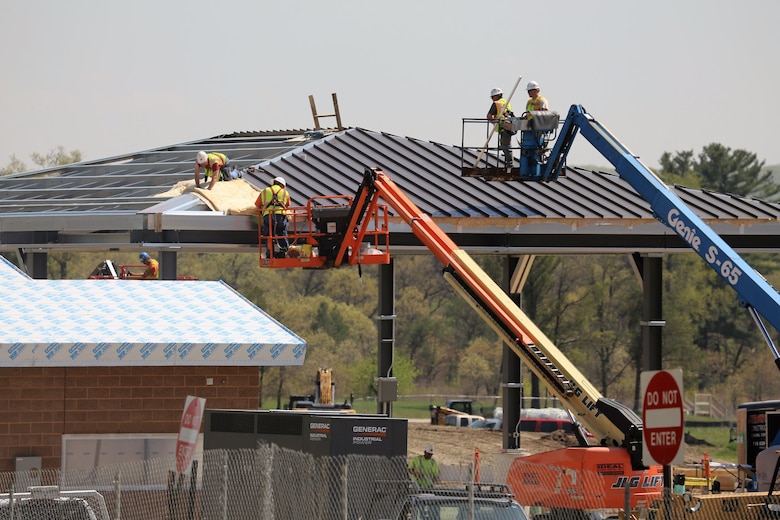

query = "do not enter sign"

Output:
[[641, 369, 684, 466], [174, 395, 206, 475]]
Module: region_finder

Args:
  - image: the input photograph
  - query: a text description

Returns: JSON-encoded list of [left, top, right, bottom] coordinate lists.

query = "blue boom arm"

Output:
[[544, 105, 780, 369]]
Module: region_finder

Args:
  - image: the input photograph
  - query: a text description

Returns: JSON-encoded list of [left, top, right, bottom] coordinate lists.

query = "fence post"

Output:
[[341, 461, 349, 520], [188, 461, 197, 520], [114, 471, 121, 520], [221, 452, 228, 520]]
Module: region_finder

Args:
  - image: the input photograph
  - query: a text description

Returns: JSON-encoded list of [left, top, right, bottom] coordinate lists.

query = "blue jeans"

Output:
[[261, 214, 289, 258]]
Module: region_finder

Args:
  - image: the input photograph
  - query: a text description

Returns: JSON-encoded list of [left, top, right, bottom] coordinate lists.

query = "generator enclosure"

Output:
[[737, 400, 780, 469], [203, 409, 407, 457]]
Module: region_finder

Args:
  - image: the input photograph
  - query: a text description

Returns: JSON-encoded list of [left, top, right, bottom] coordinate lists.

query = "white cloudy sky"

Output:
[[2, 0, 779, 171]]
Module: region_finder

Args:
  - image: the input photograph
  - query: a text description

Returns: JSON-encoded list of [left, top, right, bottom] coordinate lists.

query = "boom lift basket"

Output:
[[460, 111, 560, 182], [259, 195, 391, 268]]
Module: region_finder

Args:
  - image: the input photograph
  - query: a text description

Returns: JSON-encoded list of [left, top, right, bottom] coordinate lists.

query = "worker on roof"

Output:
[[194, 151, 230, 190], [408, 444, 439, 489], [524, 81, 549, 118], [255, 177, 291, 260], [486, 87, 515, 169], [137, 252, 159, 280]]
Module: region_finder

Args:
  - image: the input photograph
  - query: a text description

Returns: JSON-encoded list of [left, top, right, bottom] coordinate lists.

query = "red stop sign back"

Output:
[[175, 396, 205, 474], [642, 370, 683, 466]]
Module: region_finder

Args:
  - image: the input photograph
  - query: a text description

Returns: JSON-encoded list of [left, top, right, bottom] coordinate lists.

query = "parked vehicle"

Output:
[[0, 486, 109, 520], [369, 481, 528, 520], [519, 417, 574, 434], [469, 418, 503, 431], [444, 413, 485, 427]]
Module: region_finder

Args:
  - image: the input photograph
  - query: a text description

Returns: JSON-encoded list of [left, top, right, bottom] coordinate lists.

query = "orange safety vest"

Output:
[[143, 259, 159, 279]]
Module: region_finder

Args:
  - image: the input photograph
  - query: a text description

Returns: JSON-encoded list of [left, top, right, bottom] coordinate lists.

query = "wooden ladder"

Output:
[[309, 93, 343, 130]]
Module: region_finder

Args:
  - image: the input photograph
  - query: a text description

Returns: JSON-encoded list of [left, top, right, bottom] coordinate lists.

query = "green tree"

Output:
[[457, 337, 502, 395], [1, 146, 82, 175], [660, 144, 778, 200]]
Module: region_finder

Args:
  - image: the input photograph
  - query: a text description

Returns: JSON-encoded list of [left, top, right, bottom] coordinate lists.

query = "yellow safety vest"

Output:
[[526, 96, 549, 113], [493, 98, 512, 132], [204, 153, 227, 178], [260, 185, 290, 216]]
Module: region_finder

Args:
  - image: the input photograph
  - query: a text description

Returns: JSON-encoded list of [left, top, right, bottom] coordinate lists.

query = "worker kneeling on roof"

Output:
[[194, 151, 230, 190]]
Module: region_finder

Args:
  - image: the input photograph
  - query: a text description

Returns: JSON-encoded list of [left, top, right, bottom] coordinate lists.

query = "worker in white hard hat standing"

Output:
[[486, 87, 515, 169], [255, 177, 291, 259], [524, 81, 549, 118], [408, 444, 439, 489], [194, 151, 229, 190]]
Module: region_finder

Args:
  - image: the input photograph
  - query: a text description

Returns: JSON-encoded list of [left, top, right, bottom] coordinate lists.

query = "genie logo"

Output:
[[9, 343, 25, 361], [93, 343, 110, 359], [201, 343, 217, 359], [270, 344, 285, 359], [293, 343, 306, 359], [140, 343, 157, 359], [178, 343, 195, 359], [117, 343, 133, 360], [667, 209, 701, 252], [247, 344, 264, 359], [225, 343, 240, 359], [45, 343, 63, 360], [69, 342, 87, 360]]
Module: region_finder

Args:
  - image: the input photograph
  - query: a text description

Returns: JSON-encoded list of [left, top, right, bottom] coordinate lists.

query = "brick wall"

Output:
[[0, 366, 259, 471]]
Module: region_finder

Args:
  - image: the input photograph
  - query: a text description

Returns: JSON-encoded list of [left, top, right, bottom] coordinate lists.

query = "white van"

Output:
[[444, 414, 485, 427]]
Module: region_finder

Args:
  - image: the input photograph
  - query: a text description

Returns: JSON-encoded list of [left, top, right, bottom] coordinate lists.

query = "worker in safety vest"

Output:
[[138, 252, 159, 279], [487, 87, 514, 168], [408, 444, 439, 489], [524, 81, 549, 118], [194, 151, 229, 190], [255, 177, 291, 259]]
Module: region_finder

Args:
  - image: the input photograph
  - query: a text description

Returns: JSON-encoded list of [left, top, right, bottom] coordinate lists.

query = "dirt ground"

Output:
[[407, 421, 715, 468]]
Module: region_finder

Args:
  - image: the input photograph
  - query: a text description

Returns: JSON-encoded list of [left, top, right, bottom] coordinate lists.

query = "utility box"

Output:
[[204, 409, 407, 457], [15, 456, 42, 490], [737, 400, 780, 469], [377, 377, 398, 403]]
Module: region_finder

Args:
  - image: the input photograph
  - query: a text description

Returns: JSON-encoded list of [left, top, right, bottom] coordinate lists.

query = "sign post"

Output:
[[174, 395, 206, 475], [641, 369, 684, 467]]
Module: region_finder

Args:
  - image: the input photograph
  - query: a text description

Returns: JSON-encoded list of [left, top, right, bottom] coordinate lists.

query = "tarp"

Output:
[[155, 179, 261, 216], [0, 258, 306, 367]]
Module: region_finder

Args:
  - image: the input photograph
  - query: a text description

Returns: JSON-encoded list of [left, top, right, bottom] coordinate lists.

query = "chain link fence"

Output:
[[0, 446, 776, 519]]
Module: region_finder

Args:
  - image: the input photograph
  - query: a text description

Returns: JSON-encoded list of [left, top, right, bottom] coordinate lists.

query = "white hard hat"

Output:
[[490, 87, 502, 97], [196, 151, 208, 165], [526, 81, 540, 91], [273, 176, 286, 187], [425, 444, 434, 454]]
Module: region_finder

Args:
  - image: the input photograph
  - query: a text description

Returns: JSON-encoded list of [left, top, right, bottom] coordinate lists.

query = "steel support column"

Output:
[[502, 256, 522, 450], [377, 259, 395, 416]]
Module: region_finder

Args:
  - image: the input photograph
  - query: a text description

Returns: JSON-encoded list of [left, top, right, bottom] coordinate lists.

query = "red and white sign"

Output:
[[174, 395, 206, 475], [641, 369, 684, 466]]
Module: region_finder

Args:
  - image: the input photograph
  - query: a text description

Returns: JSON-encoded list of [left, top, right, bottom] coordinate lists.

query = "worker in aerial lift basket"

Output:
[[255, 177, 291, 259], [134, 252, 159, 280], [486, 87, 515, 169], [524, 81, 549, 117]]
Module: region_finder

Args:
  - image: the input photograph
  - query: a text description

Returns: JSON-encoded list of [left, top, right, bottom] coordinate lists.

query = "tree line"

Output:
[[3, 144, 779, 414]]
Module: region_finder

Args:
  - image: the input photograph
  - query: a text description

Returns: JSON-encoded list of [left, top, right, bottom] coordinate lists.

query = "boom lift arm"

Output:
[[541, 105, 780, 369], [262, 167, 648, 470]]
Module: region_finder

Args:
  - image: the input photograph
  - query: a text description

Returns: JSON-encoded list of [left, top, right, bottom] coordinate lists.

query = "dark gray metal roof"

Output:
[[2, 127, 780, 255]]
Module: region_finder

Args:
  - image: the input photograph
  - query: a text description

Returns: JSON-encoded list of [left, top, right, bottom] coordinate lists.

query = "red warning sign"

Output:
[[175, 395, 205, 474], [641, 370, 684, 466]]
